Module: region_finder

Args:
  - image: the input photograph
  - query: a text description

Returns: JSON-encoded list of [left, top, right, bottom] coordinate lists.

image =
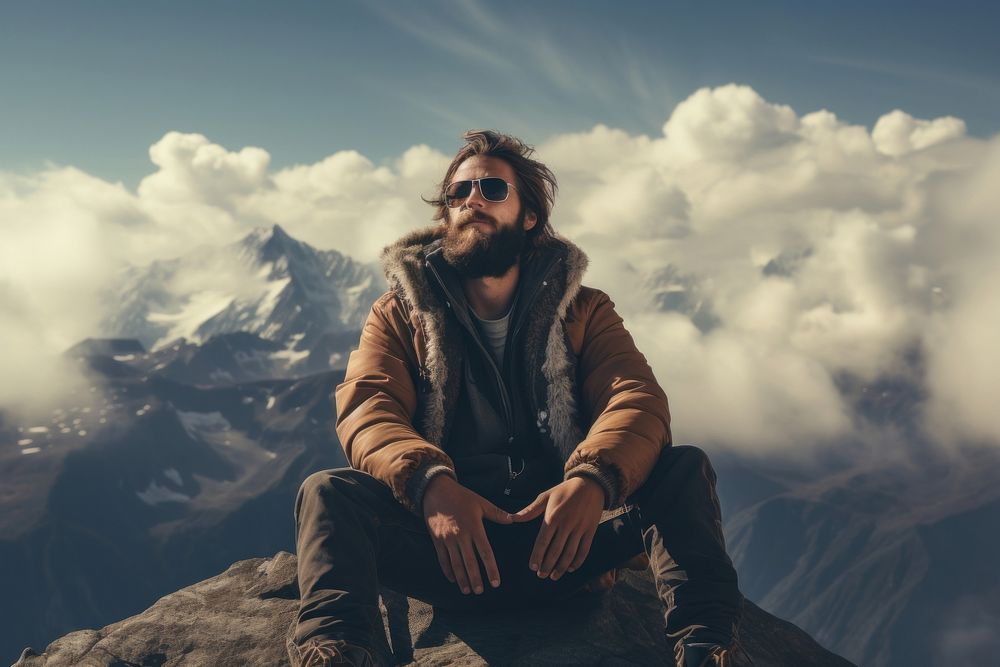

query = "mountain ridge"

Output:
[[100, 224, 386, 357]]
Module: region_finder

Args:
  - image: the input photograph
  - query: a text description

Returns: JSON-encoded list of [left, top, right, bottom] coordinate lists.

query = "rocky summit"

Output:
[[14, 552, 854, 667]]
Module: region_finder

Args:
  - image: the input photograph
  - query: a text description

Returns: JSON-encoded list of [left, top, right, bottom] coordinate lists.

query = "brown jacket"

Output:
[[334, 225, 672, 514]]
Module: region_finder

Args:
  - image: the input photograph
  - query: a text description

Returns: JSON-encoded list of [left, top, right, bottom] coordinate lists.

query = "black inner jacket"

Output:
[[424, 245, 563, 508]]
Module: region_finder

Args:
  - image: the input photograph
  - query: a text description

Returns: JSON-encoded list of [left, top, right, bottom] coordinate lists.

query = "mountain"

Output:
[[707, 345, 1000, 666], [0, 354, 347, 665], [715, 446, 1000, 667], [99, 224, 386, 377]]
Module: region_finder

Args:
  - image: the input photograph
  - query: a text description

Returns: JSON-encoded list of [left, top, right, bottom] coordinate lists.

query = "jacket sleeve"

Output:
[[564, 289, 672, 508], [334, 291, 456, 514]]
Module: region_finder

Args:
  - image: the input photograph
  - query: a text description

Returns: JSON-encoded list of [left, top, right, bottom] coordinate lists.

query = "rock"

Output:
[[13, 552, 855, 667]]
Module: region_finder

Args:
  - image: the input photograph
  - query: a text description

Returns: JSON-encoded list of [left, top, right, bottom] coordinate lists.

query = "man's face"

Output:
[[441, 155, 538, 279]]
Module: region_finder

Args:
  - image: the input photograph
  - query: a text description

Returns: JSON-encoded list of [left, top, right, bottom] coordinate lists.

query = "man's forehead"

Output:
[[451, 155, 515, 181]]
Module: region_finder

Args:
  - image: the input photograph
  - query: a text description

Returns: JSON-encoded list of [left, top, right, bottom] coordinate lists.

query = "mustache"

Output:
[[457, 212, 497, 228]]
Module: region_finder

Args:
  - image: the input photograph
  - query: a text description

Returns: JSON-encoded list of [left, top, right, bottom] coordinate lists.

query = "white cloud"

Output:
[[872, 109, 967, 157], [630, 311, 851, 453], [660, 84, 800, 163], [1, 84, 994, 455], [142, 131, 271, 203], [537, 84, 984, 452], [0, 167, 139, 417], [922, 137, 1000, 445]]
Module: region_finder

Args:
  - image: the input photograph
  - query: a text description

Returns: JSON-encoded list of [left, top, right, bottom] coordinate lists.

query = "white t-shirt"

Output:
[[470, 304, 512, 368]]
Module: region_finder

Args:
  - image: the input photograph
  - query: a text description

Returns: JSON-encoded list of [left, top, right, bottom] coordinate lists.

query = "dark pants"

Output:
[[293, 445, 743, 658]]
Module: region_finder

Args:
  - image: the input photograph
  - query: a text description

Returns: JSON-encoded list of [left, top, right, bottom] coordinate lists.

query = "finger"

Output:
[[512, 494, 547, 522], [472, 527, 501, 588], [539, 526, 570, 578], [529, 521, 555, 573], [432, 539, 455, 584], [446, 541, 471, 594], [569, 529, 596, 572], [550, 530, 583, 580], [481, 499, 513, 525], [459, 537, 485, 594]]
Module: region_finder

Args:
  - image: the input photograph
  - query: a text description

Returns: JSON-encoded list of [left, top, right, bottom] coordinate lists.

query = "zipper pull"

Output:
[[504, 456, 525, 496]]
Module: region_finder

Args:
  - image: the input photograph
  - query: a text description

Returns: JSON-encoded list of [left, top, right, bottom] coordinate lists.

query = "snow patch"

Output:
[[177, 410, 232, 438], [137, 481, 191, 505], [255, 277, 291, 320], [272, 332, 310, 365], [346, 275, 373, 295], [148, 290, 236, 350]]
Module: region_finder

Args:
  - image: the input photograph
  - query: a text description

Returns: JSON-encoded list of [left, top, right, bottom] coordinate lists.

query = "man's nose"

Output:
[[464, 180, 486, 208]]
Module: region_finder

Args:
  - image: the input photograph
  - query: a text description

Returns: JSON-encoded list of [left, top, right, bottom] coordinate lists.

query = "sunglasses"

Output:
[[444, 177, 518, 208]]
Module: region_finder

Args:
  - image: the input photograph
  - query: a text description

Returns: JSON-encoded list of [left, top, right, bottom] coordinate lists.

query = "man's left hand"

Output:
[[511, 476, 605, 581]]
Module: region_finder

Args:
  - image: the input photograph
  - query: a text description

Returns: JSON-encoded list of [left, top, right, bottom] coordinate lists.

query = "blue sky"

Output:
[[1, 0, 998, 187]]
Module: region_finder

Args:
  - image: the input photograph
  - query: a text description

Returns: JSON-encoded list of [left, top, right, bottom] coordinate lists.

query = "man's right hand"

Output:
[[421, 473, 513, 595]]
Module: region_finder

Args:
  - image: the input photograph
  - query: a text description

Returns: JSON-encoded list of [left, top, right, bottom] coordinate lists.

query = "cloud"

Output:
[[660, 84, 801, 162], [629, 311, 851, 453], [142, 131, 271, 203], [1, 84, 995, 456], [536, 84, 985, 452], [0, 167, 140, 418], [873, 109, 967, 157], [922, 136, 1000, 445]]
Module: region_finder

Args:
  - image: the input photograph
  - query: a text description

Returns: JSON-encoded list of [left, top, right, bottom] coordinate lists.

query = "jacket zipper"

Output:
[[426, 255, 561, 460], [500, 258, 557, 497], [426, 261, 516, 440], [503, 256, 560, 444]]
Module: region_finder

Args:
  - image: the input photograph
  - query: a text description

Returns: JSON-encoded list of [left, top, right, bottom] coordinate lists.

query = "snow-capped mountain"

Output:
[[99, 224, 386, 376]]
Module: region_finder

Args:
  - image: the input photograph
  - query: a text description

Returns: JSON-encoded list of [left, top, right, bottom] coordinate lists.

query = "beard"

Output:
[[441, 207, 528, 279]]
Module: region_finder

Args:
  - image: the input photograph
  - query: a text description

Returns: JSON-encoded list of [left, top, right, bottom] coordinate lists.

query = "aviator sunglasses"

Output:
[[444, 177, 518, 208]]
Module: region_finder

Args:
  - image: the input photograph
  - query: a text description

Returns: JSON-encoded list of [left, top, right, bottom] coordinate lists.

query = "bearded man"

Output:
[[290, 130, 748, 667]]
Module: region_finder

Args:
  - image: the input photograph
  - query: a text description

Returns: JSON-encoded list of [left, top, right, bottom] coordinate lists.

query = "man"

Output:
[[291, 130, 748, 667]]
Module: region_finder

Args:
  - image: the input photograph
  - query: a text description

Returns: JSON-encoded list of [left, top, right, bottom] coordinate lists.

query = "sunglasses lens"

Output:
[[480, 177, 509, 202], [445, 181, 473, 207]]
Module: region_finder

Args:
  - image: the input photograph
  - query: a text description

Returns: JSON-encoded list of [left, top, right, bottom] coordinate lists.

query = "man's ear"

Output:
[[524, 210, 538, 231]]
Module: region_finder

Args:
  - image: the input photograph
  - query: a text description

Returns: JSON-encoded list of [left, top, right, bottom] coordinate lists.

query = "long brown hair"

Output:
[[424, 129, 558, 246]]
